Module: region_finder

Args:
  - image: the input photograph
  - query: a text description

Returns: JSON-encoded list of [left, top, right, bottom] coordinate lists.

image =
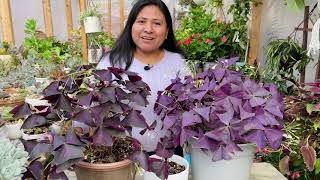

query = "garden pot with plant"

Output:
[[87, 32, 115, 64], [14, 66, 157, 180], [1, 106, 23, 139], [80, 6, 102, 33], [144, 154, 189, 180], [154, 57, 285, 180]]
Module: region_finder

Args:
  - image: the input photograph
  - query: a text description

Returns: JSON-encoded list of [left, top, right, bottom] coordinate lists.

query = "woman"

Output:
[[97, 0, 188, 153]]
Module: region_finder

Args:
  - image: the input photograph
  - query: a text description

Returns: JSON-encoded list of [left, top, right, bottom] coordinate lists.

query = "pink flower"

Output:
[[176, 40, 183, 47], [220, 36, 228, 43], [205, 38, 214, 44], [184, 37, 192, 45]]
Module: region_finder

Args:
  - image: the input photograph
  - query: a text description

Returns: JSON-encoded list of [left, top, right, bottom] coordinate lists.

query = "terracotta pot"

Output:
[[75, 159, 136, 180]]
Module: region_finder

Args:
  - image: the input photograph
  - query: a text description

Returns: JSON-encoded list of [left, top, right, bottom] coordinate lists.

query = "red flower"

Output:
[[184, 37, 192, 45], [205, 38, 214, 44], [220, 36, 228, 43], [176, 40, 183, 47]]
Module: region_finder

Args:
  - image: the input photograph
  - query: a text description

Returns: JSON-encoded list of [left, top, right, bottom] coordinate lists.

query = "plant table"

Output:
[[64, 162, 287, 180]]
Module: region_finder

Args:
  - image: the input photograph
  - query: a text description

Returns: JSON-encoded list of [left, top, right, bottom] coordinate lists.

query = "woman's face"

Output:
[[132, 5, 168, 54]]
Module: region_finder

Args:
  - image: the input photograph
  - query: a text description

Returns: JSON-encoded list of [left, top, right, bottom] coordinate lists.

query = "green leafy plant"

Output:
[[263, 39, 312, 94], [0, 106, 14, 122], [176, 7, 241, 64], [79, 5, 102, 23], [87, 32, 115, 49], [0, 138, 29, 180]]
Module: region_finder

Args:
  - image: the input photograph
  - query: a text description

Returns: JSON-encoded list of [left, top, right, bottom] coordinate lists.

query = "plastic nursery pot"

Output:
[[75, 159, 136, 180], [144, 155, 189, 180], [5, 122, 22, 139], [88, 48, 103, 64], [84, 16, 102, 33], [190, 139, 256, 180]]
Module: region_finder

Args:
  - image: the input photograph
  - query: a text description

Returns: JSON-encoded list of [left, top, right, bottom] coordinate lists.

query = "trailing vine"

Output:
[[227, 0, 262, 60]]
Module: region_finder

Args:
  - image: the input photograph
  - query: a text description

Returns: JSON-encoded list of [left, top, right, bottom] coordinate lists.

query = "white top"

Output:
[[97, 50, 189, 151]]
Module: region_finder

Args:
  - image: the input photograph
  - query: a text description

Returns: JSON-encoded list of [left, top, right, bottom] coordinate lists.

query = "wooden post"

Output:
[[120, 0, 124, 31], [65, 0, 73, 40], [42, 0, 53, 37], [79, 0, 88, 64], [108, 0, 111, 34], [248, 2, 262, 66], [0, 0, 15, 44], [299, 6, 309, 85]]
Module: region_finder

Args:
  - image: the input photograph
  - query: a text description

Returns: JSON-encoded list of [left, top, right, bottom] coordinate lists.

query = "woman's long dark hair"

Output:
[[105, 0, 183, 70]]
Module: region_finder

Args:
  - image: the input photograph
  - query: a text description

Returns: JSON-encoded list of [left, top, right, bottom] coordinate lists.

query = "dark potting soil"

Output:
[[168, 161, 186, 175], [84, 137, 134, 164]]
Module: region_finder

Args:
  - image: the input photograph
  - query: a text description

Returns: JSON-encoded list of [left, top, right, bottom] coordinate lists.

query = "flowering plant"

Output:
[[176, 7, 244, 63], [154, 58, 284, 163]]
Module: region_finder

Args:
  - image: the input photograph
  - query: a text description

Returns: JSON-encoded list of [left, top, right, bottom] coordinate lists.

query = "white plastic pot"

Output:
[[144, 155, 189, 180], [84, 16, 102, 33], [193, 0, 206, 5], [5, 122, 22, 140], [190, 143, 256, 180], [22, 131, 44, 140], [88, 48, 103, 64]]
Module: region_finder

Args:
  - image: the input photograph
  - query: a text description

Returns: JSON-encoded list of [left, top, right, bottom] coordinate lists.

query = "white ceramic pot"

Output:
[[190, 143, 256, 180], [88, 48, 103, 64], [144, 155, 189, 180], [5, 122, 22, 140], [193, 0, 206, 5], [84, 16, 102, 33]]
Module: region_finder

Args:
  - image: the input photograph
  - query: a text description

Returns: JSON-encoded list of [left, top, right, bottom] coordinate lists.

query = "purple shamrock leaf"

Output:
[[182, 111, 202, 127], [21, 114, 48, 129], [264, 128, 283, 150], [92, 126, 113, 146]]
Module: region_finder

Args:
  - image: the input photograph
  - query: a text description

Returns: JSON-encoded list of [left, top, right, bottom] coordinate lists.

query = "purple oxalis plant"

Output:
[[12, 65, 155, 179], [153, 57, 284, 170]]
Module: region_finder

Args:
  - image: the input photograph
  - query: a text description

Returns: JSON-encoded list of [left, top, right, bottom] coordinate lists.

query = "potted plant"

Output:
[[14, 66, 154, 180], [0, 106, 23, 139], [143, 139, 190, 180], [154, 57, 285, 180], [0, 138, 29, 180], [87, 32, 115, 64], [80, 6, 102, 33], [0, 42, 20, 78], [263, 38, 312, 89], [176, 7, 242, 72]]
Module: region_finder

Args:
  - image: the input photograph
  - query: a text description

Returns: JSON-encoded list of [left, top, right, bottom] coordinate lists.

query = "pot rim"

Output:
[[76, 159, 133, 171]]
